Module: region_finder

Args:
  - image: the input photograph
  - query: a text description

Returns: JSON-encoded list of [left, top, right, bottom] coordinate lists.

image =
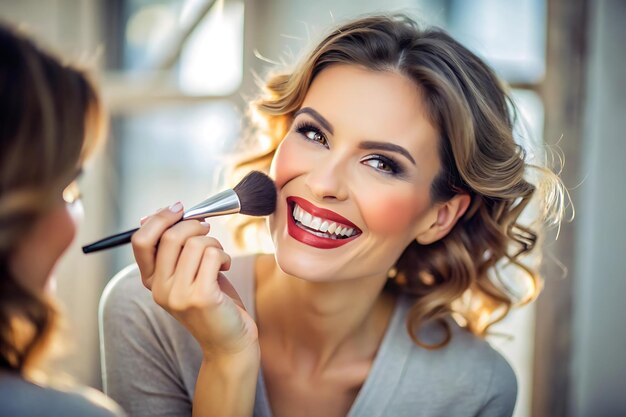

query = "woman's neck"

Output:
[[255, 254, 396, 375]]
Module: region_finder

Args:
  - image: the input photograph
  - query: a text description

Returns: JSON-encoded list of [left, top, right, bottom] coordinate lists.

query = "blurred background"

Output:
[[0, 0, 624, 416]]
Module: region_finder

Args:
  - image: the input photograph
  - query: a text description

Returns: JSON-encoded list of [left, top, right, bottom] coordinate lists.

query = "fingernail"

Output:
[[140, 215, 148, 225], [169, 202, 183, 213], [200, 221, 210, 228]]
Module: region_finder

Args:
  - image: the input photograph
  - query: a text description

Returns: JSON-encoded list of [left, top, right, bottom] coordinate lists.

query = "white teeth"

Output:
[[294, 205, 301, 222], [291, 203, 358, 238], [302, 211, 313, 227], [310, 216, 322, 230]]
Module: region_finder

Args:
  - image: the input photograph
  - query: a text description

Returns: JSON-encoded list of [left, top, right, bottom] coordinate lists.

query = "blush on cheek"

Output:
[[270, 137, 309, 189], [360, 192, 429, 235]]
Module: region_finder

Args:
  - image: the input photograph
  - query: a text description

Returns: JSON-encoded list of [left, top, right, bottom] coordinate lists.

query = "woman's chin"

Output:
[[273, 250, 340, 283]]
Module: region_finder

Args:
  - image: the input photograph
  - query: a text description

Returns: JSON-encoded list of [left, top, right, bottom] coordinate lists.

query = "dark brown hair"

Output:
[[0, 23, 105, 373]]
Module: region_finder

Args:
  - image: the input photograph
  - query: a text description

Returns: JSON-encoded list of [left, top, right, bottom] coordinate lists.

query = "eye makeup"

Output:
[[294, 121, 328, 146], [361, 154, 404, 176], [292, 118, 407, 177]]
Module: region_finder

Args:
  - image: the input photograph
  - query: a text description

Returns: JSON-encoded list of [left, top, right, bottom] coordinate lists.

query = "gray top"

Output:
[[0, 370, 125, 417], [100, 255, 517, 417]]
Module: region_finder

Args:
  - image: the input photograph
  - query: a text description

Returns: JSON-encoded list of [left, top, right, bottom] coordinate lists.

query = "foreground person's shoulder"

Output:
[[58, 385, 127, 417], [0, 373, 126, 417]]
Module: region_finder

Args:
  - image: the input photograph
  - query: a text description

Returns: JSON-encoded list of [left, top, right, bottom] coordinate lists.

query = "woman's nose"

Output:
[[305, 157, 349, 201]]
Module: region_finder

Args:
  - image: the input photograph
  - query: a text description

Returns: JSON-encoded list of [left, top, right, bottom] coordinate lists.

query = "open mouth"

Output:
[[291, 202, 360, 239], [285, 196, 362, 249]]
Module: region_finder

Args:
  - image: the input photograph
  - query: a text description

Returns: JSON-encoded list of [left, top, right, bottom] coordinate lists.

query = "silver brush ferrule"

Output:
[[182, 189, 241, 220]]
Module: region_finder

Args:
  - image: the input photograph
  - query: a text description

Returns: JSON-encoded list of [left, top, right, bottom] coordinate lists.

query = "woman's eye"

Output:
[[305, 130, 325, 144], [295, 122, 328, 146], [362, 156, 401, 176], [364, 159, 392, 172]]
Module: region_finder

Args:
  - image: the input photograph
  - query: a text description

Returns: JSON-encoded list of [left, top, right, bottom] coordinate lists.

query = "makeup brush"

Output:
[[82, 171, 276, 254]]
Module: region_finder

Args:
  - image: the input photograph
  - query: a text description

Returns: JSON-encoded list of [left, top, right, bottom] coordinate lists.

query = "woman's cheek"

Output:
[[270, 136, 310, 189], [359, 190, 430, 235]]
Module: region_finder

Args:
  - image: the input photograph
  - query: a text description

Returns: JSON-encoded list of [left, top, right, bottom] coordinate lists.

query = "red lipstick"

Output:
[[286, 196, 361, 249]]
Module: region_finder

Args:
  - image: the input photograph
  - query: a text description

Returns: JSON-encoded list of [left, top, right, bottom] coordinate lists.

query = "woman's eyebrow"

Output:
[[293, 107, 416, 165], [293, 107, 334, 134], [359, 141, 416, 165]]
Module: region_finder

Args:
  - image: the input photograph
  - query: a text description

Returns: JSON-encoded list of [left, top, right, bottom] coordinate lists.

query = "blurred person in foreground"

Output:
[[0, 23, 124, 417]]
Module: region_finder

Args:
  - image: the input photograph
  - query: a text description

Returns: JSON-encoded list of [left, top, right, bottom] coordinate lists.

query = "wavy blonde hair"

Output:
[[234, 14, 566, 348], [0, 23, 105, 374]]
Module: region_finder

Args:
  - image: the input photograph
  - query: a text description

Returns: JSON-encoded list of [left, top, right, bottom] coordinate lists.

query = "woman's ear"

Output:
[[415, 193, 471, 245]]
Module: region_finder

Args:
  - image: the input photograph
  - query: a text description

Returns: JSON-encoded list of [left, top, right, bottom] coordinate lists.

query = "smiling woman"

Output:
[[100, 14, 565, 417], [266, 65, 450, 291]]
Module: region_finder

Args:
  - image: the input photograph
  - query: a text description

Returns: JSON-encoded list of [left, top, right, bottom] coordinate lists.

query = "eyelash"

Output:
[[295, 121, 327, 146], [293, 121, 404, 176]]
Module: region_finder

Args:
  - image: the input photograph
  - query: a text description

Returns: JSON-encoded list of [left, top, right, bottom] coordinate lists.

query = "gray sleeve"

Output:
[[99, 266, 194, 417], [58, 387, 128, 417], [475, 352, 518, 417], [0, 375, 126, 417]]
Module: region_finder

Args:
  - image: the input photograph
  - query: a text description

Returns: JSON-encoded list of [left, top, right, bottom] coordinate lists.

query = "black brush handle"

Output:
[[82, 227, 139, 253]]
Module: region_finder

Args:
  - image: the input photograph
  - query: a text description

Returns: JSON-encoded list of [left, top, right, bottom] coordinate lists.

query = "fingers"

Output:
[[131, 202, 185, 283], [155, 219, 211, 281], [174, 235, 224, 286], [158, 241, 231, 315], [194, 247, 232, 303]]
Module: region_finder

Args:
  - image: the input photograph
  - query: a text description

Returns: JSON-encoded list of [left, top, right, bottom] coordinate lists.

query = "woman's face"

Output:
[[268, 64, 443, 282], [9, 184, 82, 292]]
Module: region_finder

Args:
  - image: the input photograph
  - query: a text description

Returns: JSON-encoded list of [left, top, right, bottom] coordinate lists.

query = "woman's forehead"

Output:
[[300, 65, 440, 162]]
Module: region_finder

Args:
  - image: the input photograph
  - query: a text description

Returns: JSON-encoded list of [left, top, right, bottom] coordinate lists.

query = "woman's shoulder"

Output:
[[410, 315, 516, 383], [0, 373, 125, 417], [394, 296, 515, 381], [445, 319, 516, 374], [396, 309, 517, 414], [448, 321, 517, 394]]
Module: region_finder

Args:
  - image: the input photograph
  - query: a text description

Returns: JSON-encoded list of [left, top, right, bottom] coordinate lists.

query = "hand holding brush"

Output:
[[128, 172, 268, 404], [82, 171, 276, 253]]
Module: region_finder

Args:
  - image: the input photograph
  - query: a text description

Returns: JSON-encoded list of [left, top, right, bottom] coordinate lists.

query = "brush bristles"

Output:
[[233, 171, 277, 216]]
